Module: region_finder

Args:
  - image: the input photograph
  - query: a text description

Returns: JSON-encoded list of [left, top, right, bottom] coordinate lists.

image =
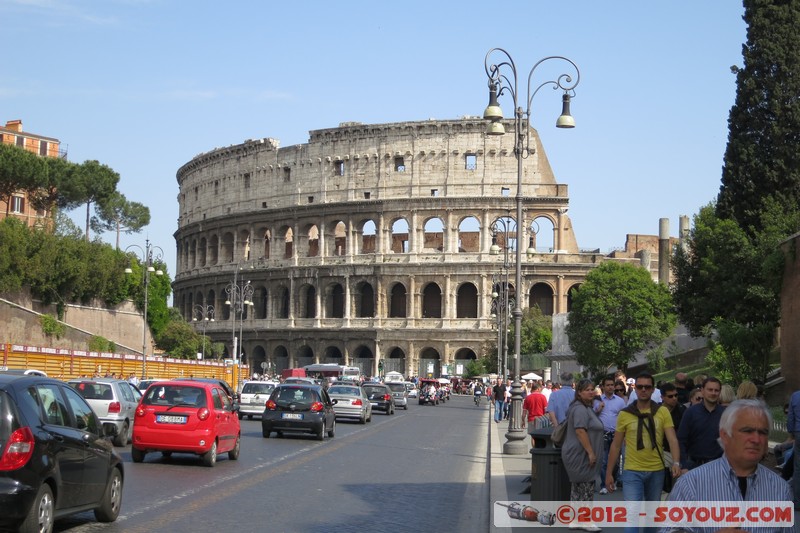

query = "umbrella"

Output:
[[521, 372, 542, 380]]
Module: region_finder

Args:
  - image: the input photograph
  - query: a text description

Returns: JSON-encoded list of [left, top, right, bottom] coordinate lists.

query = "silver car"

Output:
[[386, 382, 409, 410], [327, 384, 372, 424], [238, 381, 276, 419], [68, 379, 139, 446]]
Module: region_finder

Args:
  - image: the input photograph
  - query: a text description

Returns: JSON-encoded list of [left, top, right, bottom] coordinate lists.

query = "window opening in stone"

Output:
[[39, 141, 48, 156], [308, 196, 314, 204], [457, 216, 480, 253], [283, 167, 291, 182], [456, 283, 478, 318], [355, 282, 375, 317], [391, 219, 409, 253], [394, 156, 405, 172], [389, 284, 407, 318], [360, 220, 376, 254], [332, 221, 346, 256], [529, 283, 554, 316], [307, 225, 319, 257], [501, 187, 510, 197], [243, 173, 251, 188], [422, 283, 442, 318], [465, 154, 477, 170], [328, 284, 344, 318], [283, 227, 294, 259], [431, 189, 438, 197], [334, 160, 344, 176], [364, 191, 371, 199], [423, 218, 444, 251], [10, 195, 24, 213]]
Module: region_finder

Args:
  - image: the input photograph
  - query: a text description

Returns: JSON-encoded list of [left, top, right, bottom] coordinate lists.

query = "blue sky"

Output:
[[2, 0, 746, 284]]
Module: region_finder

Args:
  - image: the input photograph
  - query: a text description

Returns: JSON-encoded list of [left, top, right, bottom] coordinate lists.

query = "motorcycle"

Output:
[[474, 390, 483, 406]]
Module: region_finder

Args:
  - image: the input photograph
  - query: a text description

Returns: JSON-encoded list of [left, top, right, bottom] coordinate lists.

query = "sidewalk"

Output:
[[488, 408, 626, 532]]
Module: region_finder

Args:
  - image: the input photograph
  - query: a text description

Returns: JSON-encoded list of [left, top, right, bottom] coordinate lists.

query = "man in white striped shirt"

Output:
[[661, 399, 792, 533]]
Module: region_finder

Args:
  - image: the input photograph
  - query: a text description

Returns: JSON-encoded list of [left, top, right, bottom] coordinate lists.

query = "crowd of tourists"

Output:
[[487, 371, 797, 532]]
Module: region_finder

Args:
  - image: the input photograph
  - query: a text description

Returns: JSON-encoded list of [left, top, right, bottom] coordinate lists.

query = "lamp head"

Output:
[[556, 93, 575, 128], [483, 81, 504, 122], [124, 267, 133, 275], [486, 121, 506, 136]]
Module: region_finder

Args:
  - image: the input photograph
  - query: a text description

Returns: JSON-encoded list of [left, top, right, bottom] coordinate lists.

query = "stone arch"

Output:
[[422, 282, 442, 318], [353, 281, 375, 318], [567, 283, 581, 312], [198, 237, 207, 267], [280, 226, 293, 259], [327, 220, 347, 257], [385, 347, 406, 375], [418, 347, 441, 378], [352, 345, 374, 376], [221, 232, 234, 263], [209, 234, 219, 265], [299, 224, 319, 257], [458, 216, 480, 253], [323, 345, 343, 362], [529, 282, 554, 316], [391, 218, 409, 253], [238, 229, 250, 261], [456, 282, 478, 318], [491, 215, 517, 253], [423, 217, 444, 252], [325, 282, 344, 318], [250, 345, 267, 373], [189, 238, 197, 269], [296, 345, 314, 368], [274, 345, 289, 372], [389, 282, 407, 318], [253, 285, 268, 319], [274, 285, 289, 319], [530, 215, 556, 253], [358, 219, 377, 254], [297, 284, 316, 319], [255, 227, 270, 259]]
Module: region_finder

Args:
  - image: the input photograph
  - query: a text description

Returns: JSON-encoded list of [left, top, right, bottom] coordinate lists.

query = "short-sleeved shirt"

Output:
[[546, 386, 575, 424], [616, 404, 674, 471], [522, 391, 548, 422]]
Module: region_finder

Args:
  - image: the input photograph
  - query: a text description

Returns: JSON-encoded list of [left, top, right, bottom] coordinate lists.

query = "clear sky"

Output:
[[2, 0, 746, 286]]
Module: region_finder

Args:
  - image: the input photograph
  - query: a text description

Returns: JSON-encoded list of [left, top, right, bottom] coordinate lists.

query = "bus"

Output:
[[302, 364, 361, 382]]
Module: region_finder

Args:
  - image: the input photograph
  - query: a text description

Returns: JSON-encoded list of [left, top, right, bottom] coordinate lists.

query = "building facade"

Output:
[[172, 118, 651, 378], [0, 119, 63, 228]]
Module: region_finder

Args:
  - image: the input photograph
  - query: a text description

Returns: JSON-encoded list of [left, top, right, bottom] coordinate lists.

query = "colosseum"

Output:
[[173, 117, 649, 379]]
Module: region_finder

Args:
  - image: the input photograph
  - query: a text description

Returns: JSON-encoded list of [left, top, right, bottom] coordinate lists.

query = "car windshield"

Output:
[[362, 386, 386, 395], [242, 382, 274, 394], [143, 385, 207, 407], [386, 383, 405, 392], [71, 382, 114, 400], [273, 387, 318, 406], [328, 386, 360, 396]]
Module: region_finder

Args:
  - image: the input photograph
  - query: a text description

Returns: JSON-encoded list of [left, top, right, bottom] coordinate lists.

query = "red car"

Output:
[[132, 380, 241, 467]]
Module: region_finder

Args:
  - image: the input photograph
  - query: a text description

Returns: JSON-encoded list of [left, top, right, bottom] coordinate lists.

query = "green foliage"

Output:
[[39, 314, 65, 339], [88, 335, 116, 353], [514, 306, 553, 356], [90, 191, 151, 249], [566, 261, 676, 375], [464, 355, 495, 378], [155, 319, 203, 359], [717, 0, 800, 235]]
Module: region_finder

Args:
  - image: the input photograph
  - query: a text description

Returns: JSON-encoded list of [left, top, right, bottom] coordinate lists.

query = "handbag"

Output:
[[551, 421, 567, 447]]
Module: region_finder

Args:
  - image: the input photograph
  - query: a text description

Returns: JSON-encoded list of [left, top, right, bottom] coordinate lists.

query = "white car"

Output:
[[239, 381, 277, 419], [405, 382, 418, 398]]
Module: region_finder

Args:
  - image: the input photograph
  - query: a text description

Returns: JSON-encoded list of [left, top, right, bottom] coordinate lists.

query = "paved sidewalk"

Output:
[[488, 408, 627, 533]]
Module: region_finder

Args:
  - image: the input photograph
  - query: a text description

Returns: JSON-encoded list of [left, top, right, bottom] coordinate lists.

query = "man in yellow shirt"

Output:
[[606, 372, 682, 532]]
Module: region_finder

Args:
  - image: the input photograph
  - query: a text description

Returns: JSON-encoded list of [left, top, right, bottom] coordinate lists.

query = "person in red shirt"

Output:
[[521, 381, 549, 447]]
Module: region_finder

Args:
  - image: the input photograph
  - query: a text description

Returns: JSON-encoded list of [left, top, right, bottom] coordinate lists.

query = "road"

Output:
[[54, 394, 489, 533]]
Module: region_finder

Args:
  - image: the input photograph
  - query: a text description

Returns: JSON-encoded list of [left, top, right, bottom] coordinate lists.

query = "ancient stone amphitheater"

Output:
[[172, 118, 607, 378]]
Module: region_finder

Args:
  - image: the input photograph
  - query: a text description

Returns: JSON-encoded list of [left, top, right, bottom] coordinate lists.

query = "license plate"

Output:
[[251, 398, 263, 405], [156, 415, 186, 424], [370, 402, 378, 407], [281, 413, 303, 420]]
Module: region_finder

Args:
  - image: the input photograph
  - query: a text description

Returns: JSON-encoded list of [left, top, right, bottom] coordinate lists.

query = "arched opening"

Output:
[[458, 216, 480, 253], [198, 237, 207, 267], [385, 347, 406, 375], [389, 283, 407, 318], [567, 284, 581, 312], [418, 347, 441, 378], [391, 218, 409, 253], [298, 284, 316, 319], [530, 216, 556, 253], [352, 345, 374, 376], [422, 283, 442, 318], [326, 283, 344, 318], [296, 345, 314, 368], [330, 220, 346, 256], [323, 346, 343, 363], [275, 286, 289, 319], [209, 234, 219, 265], [456, 283, 478, 318], [282, 227, 293, 259], [274, 345, 289, 372], [360, 219, 377, 254], [221, 232, 234, 263], [306, 225, 319, 257], [529, 283, 554, 316], [354, 281, 375, 318], [254, 285, 268, 319], [423, 217, 444, 252]]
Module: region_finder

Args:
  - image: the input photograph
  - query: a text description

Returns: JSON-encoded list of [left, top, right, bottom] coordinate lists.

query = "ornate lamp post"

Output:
[[192, 304, 215, 360], [490, 215, 514, 381], [125, 239, 164, 380], [226, 264, 254, 393], [483, 47, 580, 455]]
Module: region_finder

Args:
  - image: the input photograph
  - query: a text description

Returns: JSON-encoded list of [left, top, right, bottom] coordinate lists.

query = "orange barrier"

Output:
[[1, 343, 246, 386]]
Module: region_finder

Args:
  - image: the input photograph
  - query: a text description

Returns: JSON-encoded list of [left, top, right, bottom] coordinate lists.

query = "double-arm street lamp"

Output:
[[226, 264, 254, 392], [125, 239, 164, 380], [192, 304, 215, 360], [483, 47, 580, 455], [490, 216, 514, 381]]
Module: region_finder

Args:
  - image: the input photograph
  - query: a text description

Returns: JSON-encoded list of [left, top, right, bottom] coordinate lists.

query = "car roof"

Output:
[[275, 383, 322, 390], [68, 378, 128, 385], [144, 380, 215, 389]]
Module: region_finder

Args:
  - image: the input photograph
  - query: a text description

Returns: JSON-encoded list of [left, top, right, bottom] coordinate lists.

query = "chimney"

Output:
[[4, 120, 22, 132]]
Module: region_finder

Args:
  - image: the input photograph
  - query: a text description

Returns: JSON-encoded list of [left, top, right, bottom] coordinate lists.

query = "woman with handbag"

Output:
[[561, 378, 605, 532]]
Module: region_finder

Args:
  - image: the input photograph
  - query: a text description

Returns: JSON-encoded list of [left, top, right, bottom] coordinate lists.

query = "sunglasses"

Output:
[[665, 393, 678, 398], [692, 396, 703, 402], [635, 384, 654, 391]]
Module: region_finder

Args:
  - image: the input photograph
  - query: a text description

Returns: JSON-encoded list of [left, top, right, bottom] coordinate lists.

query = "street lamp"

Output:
[[490, 215, 514, 381], [226, 264, 254, 393], [192, 304, 215, 360], [125, 239, 164, 380], [483, 47, 580, 455]]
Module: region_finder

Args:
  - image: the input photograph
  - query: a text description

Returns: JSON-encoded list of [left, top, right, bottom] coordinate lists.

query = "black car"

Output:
[[361, 383, 396, 415], [261, 384, 336, 440], [0, 374, 123, 532]]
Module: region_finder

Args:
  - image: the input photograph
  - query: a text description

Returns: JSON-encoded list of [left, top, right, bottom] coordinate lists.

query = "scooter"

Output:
[[474, 390, 483, 406]]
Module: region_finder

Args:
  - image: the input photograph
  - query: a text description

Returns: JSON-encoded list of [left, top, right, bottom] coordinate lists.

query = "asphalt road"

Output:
[[54, 394, 489, 533]]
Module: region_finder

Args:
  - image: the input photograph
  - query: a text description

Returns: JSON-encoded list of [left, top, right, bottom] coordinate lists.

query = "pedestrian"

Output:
[[659, 382, 686, 493], [719, 383, 736, 406], [503, 379, 512, 420], [678, 377, 725, 472], [605, 372, 682, 533], [684, 388, 703, 409], [736, 380, 757, 400], [594, 374, 626, 495], [547, 374, 576, 426], [673, 372, 691, 405], [521, 381, 548, 447], [661, 399, 793, 533], [542, 379, 553, 401], [787, 388, 800, 510], [561, 378, 604, 532], [492, 379, 506, 423], [614, 380, 629, 402]]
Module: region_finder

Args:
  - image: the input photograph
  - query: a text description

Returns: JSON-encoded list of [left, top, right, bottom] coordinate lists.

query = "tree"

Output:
[[717, 0, 800, 235], [565, 261, 676, 375], [90, 192, 151, 249], [0, 143, 45, 215], [66, 160, 120, 241], [516, 306, 553, 356]]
